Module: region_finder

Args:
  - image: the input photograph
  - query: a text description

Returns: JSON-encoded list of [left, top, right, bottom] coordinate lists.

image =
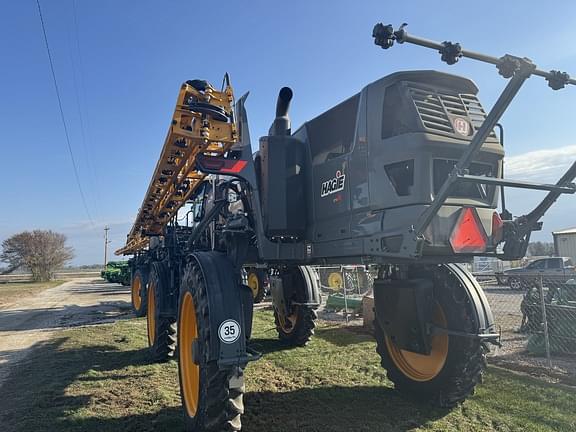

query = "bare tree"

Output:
[[1, 230, 74, 281], [527, 241, 555, 257]]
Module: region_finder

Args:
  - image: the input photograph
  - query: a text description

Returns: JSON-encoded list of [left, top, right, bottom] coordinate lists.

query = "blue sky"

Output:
[[1, 0, 576, 265]]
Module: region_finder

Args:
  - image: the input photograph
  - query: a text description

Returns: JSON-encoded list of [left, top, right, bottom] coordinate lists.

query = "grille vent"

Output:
[[407, 83, 496, 138]]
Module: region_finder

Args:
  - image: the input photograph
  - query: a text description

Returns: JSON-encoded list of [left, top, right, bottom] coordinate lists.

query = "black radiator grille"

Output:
[[407, 83, 496, 138]]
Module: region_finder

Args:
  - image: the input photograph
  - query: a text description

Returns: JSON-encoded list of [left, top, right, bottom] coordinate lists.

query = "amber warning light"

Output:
[[449, 207, 488, 253]]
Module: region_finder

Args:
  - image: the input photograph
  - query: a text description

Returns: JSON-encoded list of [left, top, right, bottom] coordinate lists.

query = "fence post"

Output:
[[342, 266, 349, 324], [537, 275, 553, 369]]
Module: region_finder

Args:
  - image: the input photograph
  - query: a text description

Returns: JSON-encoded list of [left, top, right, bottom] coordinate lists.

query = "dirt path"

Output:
[[0, 278, 131, 387]]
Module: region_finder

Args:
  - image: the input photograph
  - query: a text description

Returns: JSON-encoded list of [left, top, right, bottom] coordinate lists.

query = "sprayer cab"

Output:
[[254, 20, 576, 264], [258, 70, 506, 262]]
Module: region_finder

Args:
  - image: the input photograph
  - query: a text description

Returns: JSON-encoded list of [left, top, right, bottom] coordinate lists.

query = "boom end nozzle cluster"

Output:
[[372, 22, 407, 49]]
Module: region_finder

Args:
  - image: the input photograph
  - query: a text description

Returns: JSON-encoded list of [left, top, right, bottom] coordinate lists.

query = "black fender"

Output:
[[150, 261, 179, 319], [298, 266, 321, 306], [138, 262, 151, 282], [130, 255, 151, 285], [190, 251, 254, 366], [271, 266, 321, 319], [444, 263, 496, 335]]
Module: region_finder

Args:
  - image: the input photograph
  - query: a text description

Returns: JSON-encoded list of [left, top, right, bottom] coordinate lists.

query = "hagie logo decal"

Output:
[[321, 170, 346, 198], [452, 117, 470, 136]]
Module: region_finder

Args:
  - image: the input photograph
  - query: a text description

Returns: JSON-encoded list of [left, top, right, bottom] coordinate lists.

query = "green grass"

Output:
[[0, 280, 63, 308], [1, 310, 575, 432]]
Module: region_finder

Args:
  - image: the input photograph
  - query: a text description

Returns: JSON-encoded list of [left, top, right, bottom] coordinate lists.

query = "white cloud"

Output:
[[503, 145, 576, 240], [505, 145, 576, 182]]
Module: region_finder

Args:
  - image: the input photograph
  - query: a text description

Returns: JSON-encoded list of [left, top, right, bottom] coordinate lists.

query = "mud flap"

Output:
[[374, 278, 434, 354], [190, 251, 258, 367]]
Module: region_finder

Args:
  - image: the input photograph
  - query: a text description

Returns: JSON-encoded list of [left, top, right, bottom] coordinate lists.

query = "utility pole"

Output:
[[104, 226, 110, 268]]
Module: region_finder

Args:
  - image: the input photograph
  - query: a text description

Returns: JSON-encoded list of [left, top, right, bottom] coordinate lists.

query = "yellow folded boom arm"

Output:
[[115, 79, 238, 255]]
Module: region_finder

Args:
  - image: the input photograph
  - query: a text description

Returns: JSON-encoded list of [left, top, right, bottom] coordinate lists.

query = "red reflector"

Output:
[[220, 160, 247, 174], [449, 208, 488, 253], [200, 158, 247, 174], [492, 212, 504, 245]]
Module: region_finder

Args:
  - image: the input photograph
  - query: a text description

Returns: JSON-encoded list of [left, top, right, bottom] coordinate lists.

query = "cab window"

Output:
[[527, 260, 545, 270], [308, 94, 360, 165]]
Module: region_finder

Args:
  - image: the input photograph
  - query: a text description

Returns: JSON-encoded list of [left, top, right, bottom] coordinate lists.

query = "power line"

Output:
[[70, 0, 103, 219], [35, 0, 95, 226]]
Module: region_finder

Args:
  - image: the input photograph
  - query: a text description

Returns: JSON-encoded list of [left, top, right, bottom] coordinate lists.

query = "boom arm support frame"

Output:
[[373, 23, 576, 261]]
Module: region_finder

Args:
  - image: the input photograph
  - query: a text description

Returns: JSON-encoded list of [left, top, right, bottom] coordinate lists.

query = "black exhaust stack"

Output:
[[260, 85, 305, 238], [269, 87, 293, 136]]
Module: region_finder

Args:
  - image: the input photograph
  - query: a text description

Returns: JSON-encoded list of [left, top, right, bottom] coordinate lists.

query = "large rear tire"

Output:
[[131, 269, 148, 317], [374, 265, 488, 408], [178, 260, 244, 432], [147, 264, 177, 363]]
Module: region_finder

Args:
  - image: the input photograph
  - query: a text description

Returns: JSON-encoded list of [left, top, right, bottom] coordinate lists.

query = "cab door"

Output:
[[545, 258, 565, 275]]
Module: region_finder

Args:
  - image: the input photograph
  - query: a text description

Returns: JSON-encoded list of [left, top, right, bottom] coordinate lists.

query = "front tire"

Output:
[[178, 260, 245, 432], [509, 277, 523, 290], [147, 264, 177, 363], [374, 265, 488, 408]]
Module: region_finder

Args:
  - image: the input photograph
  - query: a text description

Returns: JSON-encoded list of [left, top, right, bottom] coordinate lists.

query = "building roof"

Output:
[[552, 227, 576, 235]]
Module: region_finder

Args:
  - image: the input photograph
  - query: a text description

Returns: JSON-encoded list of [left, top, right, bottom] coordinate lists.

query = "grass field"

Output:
[[1, 310, 575, 432], [0, 280, 62, 308]]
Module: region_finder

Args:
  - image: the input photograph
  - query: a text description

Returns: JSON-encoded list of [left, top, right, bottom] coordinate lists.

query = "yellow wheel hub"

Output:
[[147, 281, 156, 346], [328, 272, 343, 290], [132, 275, 142, 310], [179, 292, 200, 417], [385, 303, 449, 382], [247, 272, 259, 298]]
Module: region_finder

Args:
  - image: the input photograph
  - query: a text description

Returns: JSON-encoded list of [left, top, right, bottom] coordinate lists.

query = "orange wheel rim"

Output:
[[179, 292, 200, 417], [247, 272, 259, 298], [385, 303, 449, 382], [278, 306, 298, 334], [147, 281, 156, 346], [131, 275, 142, 310]]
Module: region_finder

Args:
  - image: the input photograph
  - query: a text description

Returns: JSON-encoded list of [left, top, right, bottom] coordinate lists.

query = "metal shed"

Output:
[[553, 227, 576, 263]]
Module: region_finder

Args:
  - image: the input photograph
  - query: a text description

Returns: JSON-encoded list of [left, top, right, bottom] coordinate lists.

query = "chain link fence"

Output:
[[313, 266, 375, 323], [479, 272, 576, 383]]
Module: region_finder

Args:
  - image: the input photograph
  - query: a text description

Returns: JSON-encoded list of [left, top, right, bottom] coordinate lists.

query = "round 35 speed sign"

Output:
[[218, 319, 241, 344]]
